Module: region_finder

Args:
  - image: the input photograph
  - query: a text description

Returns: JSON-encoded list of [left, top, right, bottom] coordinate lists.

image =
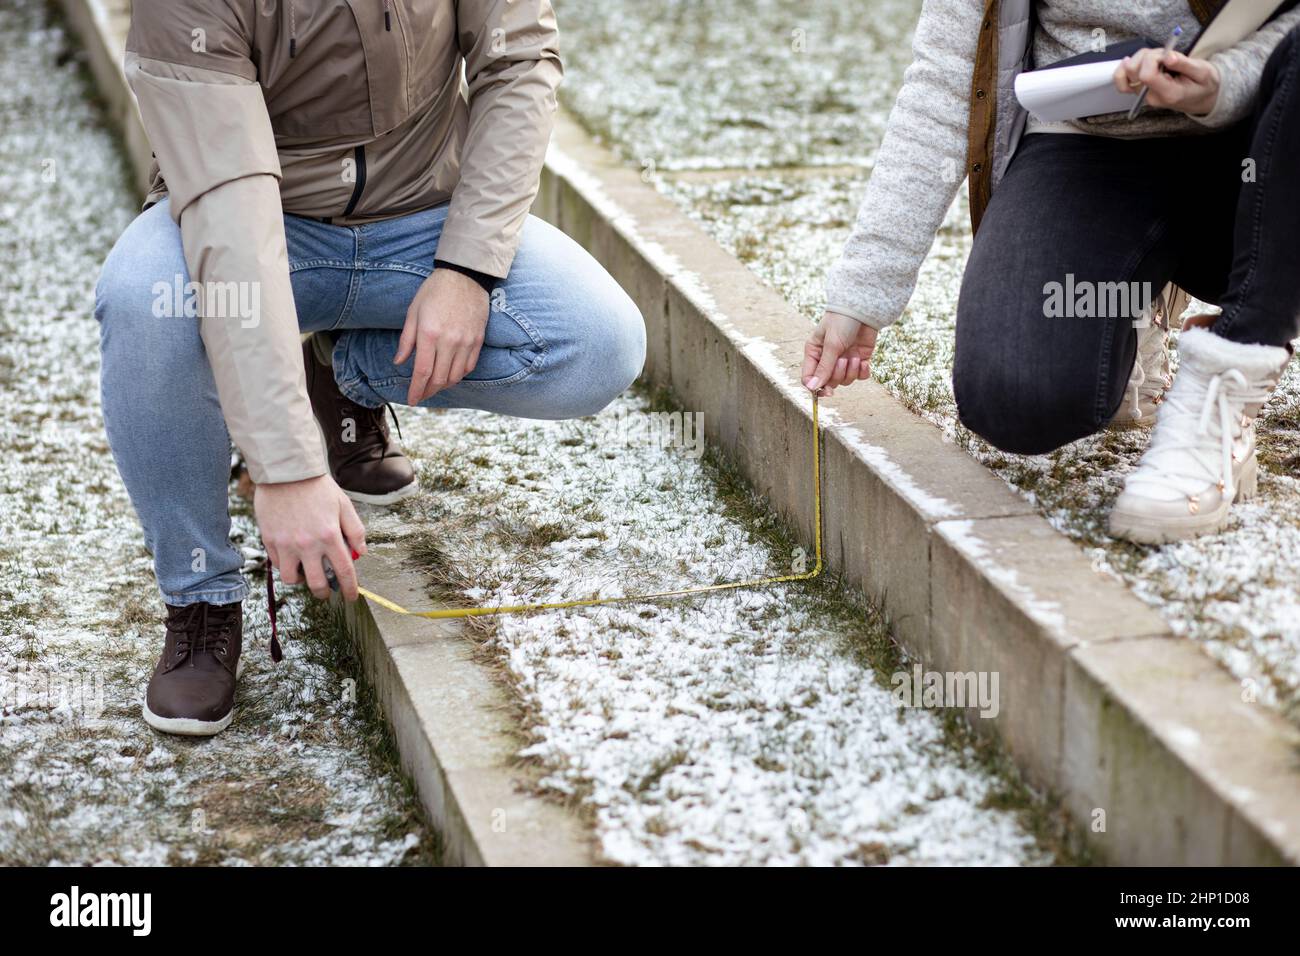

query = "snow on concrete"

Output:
[[0, 5, 430, 865]]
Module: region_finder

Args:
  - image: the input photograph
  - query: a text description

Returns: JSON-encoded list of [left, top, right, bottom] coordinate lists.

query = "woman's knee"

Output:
[[952, 348, 1101, 455]]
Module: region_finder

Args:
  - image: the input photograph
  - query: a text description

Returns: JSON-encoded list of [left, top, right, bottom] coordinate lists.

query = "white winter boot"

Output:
[[1108, 326, 1290, 545], [1109, 319, 1172, 428], [1108, 284, 1188, 428]]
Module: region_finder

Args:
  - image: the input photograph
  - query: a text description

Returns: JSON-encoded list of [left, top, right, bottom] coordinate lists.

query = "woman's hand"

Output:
[[802, 311, 878, 396], [395, 269, 490, 406], [1113, 48, 1220, 117]]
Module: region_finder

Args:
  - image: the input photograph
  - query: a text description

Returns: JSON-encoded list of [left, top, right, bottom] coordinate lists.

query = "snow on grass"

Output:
[[554, 0, 919, 171], [364, 395, 1054, 866], [557, 0, 1300, 726], [0, 4, 432, 865]]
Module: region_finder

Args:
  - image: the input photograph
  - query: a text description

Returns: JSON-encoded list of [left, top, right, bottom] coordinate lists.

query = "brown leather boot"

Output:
[[144, 602, 242, 736], [303, 336, 418, 505]]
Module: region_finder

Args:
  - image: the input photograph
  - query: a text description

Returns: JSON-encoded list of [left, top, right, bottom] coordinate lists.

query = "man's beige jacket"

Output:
[[125, 0, 562, 484]]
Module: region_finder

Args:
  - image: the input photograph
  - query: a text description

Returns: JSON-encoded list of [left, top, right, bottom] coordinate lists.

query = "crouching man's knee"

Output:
[[95, 202, 188, 333], [554, 295, 646, 418]]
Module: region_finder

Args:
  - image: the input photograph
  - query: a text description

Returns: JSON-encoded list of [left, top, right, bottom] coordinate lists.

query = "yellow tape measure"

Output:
[[357, 396, 823, 620]]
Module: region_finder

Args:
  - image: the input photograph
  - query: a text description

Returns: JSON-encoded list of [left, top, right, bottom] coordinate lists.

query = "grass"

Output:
[[685, 388, 1093, 865], [401, 383, 1088, 864], [284, 599, 444, 863]]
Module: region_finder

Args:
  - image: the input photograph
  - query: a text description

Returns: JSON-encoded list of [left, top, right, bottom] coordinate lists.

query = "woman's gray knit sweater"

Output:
[[824, 0, 1300, 330]]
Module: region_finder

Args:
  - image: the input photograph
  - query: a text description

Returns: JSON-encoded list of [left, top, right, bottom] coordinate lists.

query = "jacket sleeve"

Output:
[[124, 2, 325, 485], [436, 0, 563, 278], [823, 0, 983, 331], [1193, 8, 1300, 128]]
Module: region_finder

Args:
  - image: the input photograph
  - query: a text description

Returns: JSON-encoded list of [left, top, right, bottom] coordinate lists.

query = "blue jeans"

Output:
[[96, 201, 646, 606]]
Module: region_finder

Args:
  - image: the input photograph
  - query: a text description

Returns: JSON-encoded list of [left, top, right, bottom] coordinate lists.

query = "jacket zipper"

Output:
[[343, 144, 367, 217]]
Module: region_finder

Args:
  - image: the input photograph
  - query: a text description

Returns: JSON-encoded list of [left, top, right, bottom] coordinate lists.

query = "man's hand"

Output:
[[1114, 49, 1221, 116], [803, 311, 878, 396], [395, 269, 491, 406], [256, 474, 367, 601]]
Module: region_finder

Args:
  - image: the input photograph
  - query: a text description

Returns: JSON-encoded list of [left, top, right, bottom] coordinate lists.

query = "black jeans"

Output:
[[954, 26, 1300, 455]]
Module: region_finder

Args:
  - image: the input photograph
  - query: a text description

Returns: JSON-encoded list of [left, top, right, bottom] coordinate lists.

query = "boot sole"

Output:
[[342, 479, 420, 506], [311, 417, 420, 507], [143, 703, 235, 737], [142, 660, 243, 737], [1108, 457, 1258, 545]]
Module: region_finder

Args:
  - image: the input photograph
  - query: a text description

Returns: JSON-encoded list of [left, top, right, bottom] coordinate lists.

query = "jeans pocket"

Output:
[[459, 346, 545, 388], [459, 291, 548, 387]]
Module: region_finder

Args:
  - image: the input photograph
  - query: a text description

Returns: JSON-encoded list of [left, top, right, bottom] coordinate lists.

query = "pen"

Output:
[[1128, 25, 1183, 120]]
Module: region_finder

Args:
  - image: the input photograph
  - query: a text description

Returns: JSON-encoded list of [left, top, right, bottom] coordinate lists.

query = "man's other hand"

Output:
[[395, 268, 491, 406]]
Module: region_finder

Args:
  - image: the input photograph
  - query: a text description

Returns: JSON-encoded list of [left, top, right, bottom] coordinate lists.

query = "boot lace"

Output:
[[168, 603, 235, 665], [1127, 364, 1269, 501], [340, 398, 404, 460], [1121, 314, 1171, 422]]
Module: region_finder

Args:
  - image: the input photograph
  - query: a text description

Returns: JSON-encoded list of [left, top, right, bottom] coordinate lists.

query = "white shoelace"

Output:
[[1124, 357, 1147, 421], [1121, 322, 1170, 421], [1127, 365, 1269, 500]]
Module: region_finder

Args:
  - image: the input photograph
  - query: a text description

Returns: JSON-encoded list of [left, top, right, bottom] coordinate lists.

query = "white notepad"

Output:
[[1014, 0, 1289, 122], [1014, 59, 1140, 122]]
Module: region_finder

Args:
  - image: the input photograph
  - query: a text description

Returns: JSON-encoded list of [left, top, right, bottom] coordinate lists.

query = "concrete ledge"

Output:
[[58, 0, 151, 196], [339, 544, 593, 866], [68, 0, 1300, 864], [538, 113, 1300, 864]]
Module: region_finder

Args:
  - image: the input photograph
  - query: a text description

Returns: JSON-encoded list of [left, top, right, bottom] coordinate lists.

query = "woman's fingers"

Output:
[[802, 344, 824, 389], [808, 341, 841, 392], [831, 356, 849, 386], [1115, 49, 1212, 110], [1166, 51, 1214, 83], [1136, 49, 1168, 88], [1115, 51, 1146, 92]]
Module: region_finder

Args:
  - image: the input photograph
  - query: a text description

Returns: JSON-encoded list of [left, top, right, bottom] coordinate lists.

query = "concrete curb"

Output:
[[536, 114, 1300, 865], [67, 0, 1300, 864], [58, 0, 151, 196], [338, 544, 593, 866]]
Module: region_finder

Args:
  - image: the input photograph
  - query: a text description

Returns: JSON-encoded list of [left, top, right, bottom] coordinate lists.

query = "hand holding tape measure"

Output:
[[267, 395, 823, 658]]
